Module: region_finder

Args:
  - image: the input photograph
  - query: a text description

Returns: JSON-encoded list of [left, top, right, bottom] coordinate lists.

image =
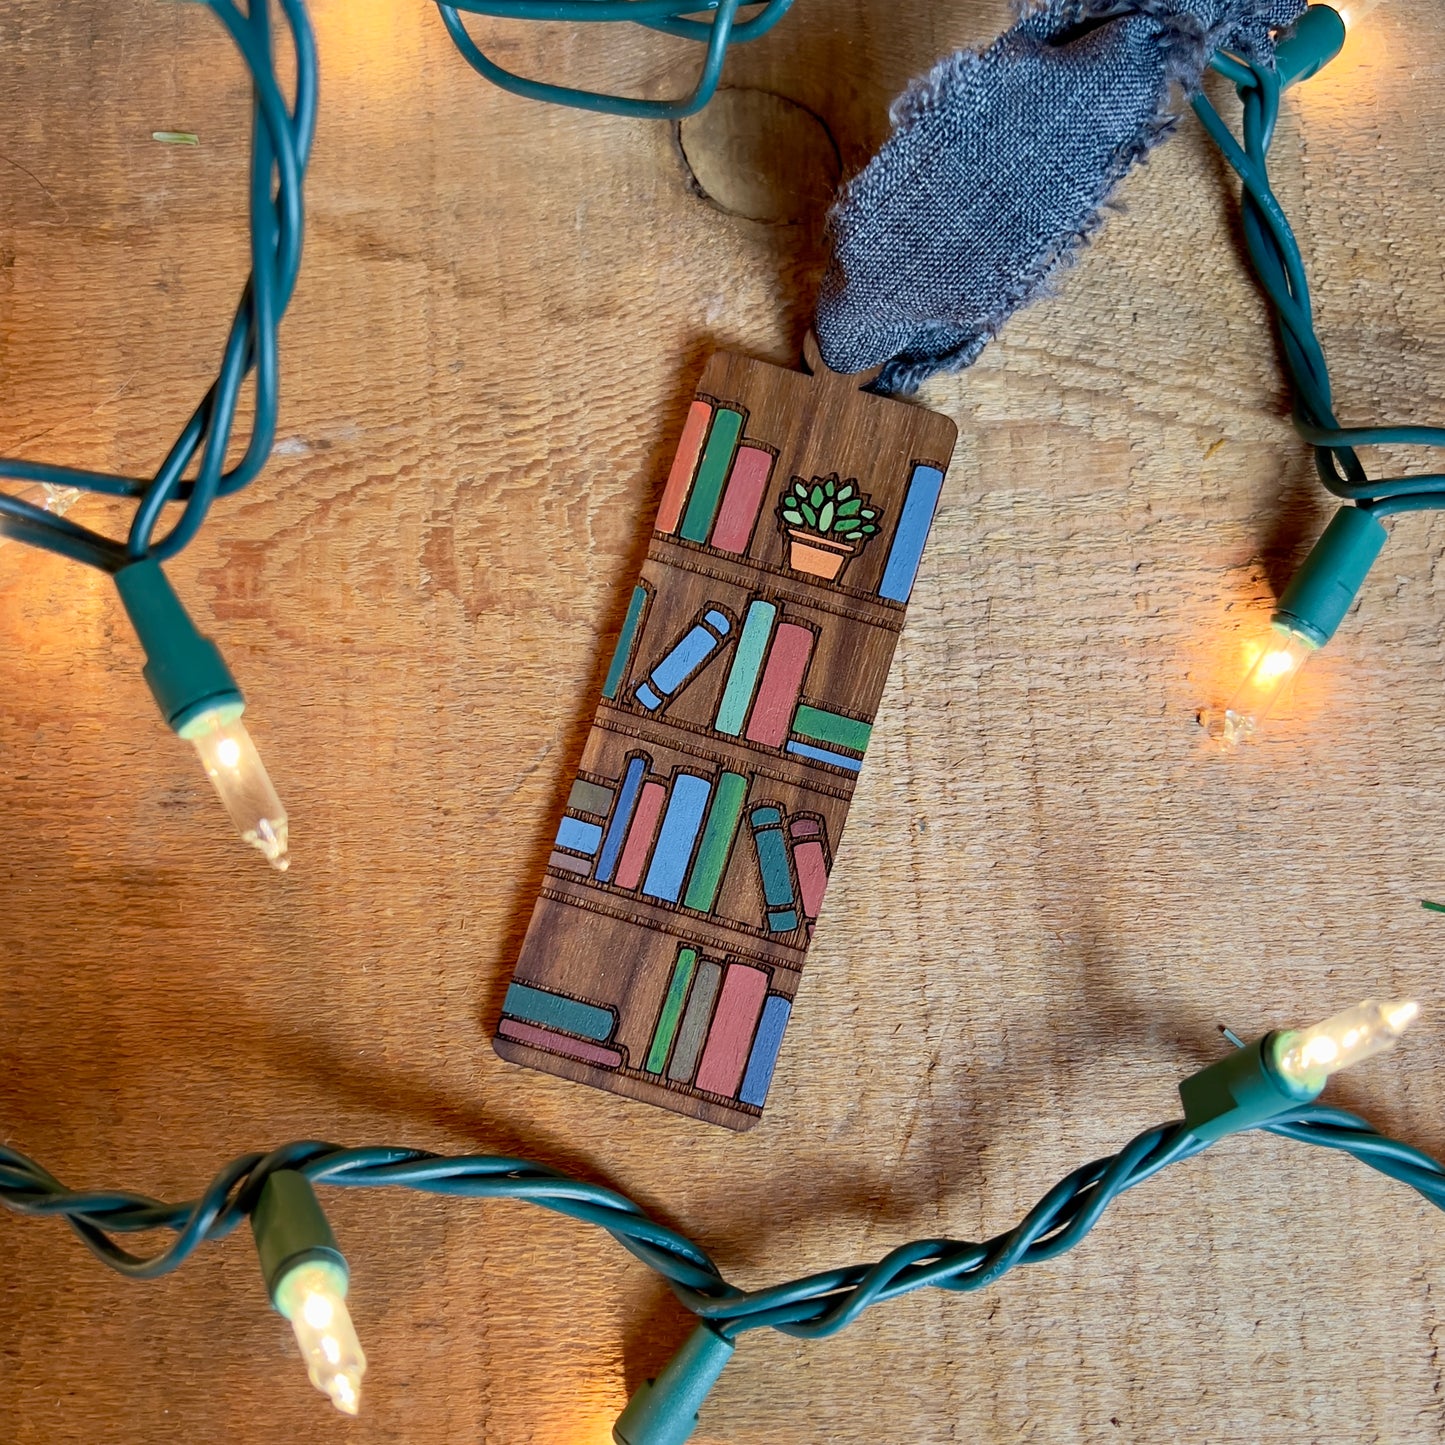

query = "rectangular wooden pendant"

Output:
[[495, 338, 957, 1130]]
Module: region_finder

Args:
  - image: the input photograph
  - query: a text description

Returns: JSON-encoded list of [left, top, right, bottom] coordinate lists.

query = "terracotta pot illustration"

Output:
[[778, 473, 881, 585], [786, 529, 856, 580]]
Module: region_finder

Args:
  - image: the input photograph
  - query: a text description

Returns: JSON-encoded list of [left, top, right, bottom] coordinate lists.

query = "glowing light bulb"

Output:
[[273, 1262, 367, 1416], [1274, 998, 1419, 1093], [183, 709, 290, 871], [1207, 624, 1318, 747]]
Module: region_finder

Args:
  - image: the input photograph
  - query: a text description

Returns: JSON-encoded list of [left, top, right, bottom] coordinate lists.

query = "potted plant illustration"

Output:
[[778, 473, 881, 581]]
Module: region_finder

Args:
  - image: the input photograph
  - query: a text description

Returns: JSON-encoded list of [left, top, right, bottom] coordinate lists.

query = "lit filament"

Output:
[[185, 711, 290, 870], [276, 1263, 367, 1416], [1275, 998, 1419, 1092], [1208, 625, 1318, 747]]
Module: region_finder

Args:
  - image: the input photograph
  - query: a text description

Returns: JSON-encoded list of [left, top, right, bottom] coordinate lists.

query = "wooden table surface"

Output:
[[3, 2, 1444, 1441]]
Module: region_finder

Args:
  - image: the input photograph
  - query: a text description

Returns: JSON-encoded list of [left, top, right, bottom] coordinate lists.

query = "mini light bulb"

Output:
[[184, 709, 290, 871], [1274, 997, 1419, 1093], [273, 1261, 367, 1416], [1208, 623, 1318, 747], [0, 481, 82, 547]]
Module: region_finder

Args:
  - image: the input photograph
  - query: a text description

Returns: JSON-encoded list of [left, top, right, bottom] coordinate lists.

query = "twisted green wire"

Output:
[[3, 1095, 1442, 1342], [0, 0, 316, 573], [436, 0, 796, 118], [1196, 44, 1445, 518]]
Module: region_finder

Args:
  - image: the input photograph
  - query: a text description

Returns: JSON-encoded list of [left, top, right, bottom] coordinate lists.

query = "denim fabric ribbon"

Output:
[[815, 0, 1305, 393]]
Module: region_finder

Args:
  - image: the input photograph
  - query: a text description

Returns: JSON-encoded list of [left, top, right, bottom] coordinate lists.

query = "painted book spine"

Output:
[[709, 445, 775, 553], [681, 771, 749, 913], [497, 1018, 623, 1069], [738, 995, 793, 1107], [787, 816, 830, 925], [749, 804, 799, 932], [679, 408, 744, 542], [791, 704, 871, 755], [713, 600, 777, 737], [784, 739, 863, 773], [655, 401, 713, 535], [645, 947, 699, 1075], [502, 981, 616, 1041], [667, 960, 723, 1083], [744, 623, 814, 748], [694, 963, 770, 1098], [602, 585, 650, 700], [594, 753, 648, 884], [548, 851, 592, 876], [568, 778, 615, 815], [878, 463, 946, 602], [641, 773, 713, 903], [634, 608, 732, 712], [613, 779, 668, 890], [555, 816, 603, 856]]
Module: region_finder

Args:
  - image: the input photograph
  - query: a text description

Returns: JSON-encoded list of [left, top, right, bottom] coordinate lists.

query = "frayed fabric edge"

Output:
[[821, 0, 1302, 393], [868, 101, 1183, 396]]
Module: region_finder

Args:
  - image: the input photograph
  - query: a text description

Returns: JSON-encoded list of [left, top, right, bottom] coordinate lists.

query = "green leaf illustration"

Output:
[[778, 473, 882, 561]]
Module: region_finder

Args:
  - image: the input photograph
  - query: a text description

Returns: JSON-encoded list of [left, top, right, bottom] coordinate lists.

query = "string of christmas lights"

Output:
[[0, 1000, 1430, 1442], [2, 4, 1442, 1443], [0, 0, 315, 871], [0, 3, 1429, 876], [1198, 1, 1445, 743], [435, 1, 1443, 742]]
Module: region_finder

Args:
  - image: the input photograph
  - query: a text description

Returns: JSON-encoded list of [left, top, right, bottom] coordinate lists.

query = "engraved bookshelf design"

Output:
[[496, 340, 957, 1130]]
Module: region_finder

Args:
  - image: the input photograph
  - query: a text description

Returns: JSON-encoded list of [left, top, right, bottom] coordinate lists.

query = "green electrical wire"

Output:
[[1196, 27, 1445, 518], [2, 1096, 1442, 1339], [435, 0, 796, 118], [3, 0, 782, 570], [0, 0, 317, 574]]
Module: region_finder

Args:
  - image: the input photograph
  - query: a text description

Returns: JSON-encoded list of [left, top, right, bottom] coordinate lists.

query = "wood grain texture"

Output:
[[2, 1, 1444, 1441]]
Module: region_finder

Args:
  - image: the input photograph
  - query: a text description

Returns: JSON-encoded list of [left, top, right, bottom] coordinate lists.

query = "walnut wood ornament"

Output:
[[496, 337, 957, 1129]]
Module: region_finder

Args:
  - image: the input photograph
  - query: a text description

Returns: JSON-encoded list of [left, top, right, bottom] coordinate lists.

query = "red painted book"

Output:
[[745, 622, 814, 748]]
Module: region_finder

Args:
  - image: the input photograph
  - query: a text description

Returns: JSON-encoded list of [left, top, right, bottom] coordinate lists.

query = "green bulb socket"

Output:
[[1274, 5, 1347, 88], [1179, 1033, 1320, 1143], [1272, 505, 1388, 647], [114, 560, 243, 736], [612, 1323, 735, 1445], [250, 1170, 348, 1311]]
